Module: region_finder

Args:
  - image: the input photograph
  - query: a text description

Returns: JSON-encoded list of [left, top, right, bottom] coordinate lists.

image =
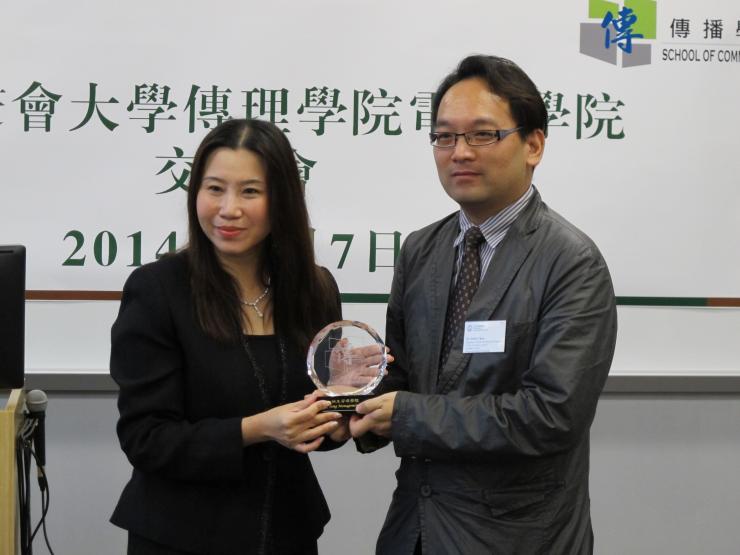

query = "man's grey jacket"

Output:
[[364, 189, 618, 555]]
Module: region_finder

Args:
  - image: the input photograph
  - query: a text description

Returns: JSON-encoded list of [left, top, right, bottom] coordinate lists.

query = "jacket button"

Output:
[[420, 485, 432, 497]]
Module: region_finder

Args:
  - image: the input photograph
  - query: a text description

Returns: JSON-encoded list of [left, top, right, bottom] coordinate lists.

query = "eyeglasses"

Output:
[[429, 127, 522, 148]]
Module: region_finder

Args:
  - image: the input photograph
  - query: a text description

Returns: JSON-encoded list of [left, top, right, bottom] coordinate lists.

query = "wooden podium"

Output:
[[0, 389, 25, 555]]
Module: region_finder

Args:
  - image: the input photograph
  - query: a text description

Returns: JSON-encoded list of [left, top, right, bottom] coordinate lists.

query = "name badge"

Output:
[[462, 320, 506, 353]]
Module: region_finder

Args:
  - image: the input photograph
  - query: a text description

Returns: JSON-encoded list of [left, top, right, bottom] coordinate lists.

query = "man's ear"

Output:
[[525, 129, 545, 169]]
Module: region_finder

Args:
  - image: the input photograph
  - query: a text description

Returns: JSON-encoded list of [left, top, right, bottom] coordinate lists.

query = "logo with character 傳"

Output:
[[580, 0, 656, 67], [580, 0, 740, 66]]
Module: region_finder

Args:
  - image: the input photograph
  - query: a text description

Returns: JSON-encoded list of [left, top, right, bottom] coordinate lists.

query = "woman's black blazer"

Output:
[[110, 252, 340, 554]]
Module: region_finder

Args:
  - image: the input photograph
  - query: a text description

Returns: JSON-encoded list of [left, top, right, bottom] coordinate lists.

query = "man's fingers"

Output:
[[355, 397, 382, 415], [349, 414, 373, 437]]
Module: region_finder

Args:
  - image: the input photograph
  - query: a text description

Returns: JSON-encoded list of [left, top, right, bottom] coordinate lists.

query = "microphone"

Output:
[[26, 389, 48, 468]]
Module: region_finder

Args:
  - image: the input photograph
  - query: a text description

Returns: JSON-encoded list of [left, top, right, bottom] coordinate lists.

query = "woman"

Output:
[[110, 119, 348, 555]]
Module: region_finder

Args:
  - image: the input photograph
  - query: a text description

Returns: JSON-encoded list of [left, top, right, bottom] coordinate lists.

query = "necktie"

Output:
[[439, 226, 485, 369]]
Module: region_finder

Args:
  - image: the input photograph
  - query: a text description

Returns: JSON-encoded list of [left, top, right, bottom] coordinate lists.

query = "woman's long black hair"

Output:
[[186, 118, 340, 351]]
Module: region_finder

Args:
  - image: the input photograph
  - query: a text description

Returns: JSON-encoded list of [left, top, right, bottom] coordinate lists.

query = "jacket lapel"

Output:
[[436, 192, 543, 393], [424, 217, 458, 392]]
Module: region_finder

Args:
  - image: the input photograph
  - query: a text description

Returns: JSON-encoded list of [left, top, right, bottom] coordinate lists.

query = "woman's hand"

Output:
[[241, 394, 343, 453], [301, 391, 352, 444], [326, 414, 351, 443]]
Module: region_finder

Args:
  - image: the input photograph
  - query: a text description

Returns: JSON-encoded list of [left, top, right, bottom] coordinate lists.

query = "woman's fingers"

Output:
[[293, 435, 325, 454], [289, 398, 331, 420], [291, 419, 339, 450], [283, 405, 341, 442], [289, 396, 317, 412]]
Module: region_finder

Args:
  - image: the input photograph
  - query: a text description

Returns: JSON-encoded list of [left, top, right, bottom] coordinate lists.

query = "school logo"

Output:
[[580, 0, 656, 67]]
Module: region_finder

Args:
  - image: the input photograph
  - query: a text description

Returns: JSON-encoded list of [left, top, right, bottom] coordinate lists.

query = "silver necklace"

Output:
[[241, 285, 270, 318]]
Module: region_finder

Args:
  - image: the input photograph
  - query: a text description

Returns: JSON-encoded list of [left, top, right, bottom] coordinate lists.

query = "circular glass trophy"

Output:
[[307, 320, 387, 412]]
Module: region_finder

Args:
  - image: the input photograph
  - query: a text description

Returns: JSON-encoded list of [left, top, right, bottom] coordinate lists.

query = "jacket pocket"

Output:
[[483, 482, 561, 523]]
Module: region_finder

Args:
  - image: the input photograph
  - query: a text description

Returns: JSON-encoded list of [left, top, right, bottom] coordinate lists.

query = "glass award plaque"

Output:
[[307, 320, 387, 412]]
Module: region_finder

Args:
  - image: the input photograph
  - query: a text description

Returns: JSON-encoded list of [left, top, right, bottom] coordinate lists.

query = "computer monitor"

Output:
[[0, 245, 25, 388]]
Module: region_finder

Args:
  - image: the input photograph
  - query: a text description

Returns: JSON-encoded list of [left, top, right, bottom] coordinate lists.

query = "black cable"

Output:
[[16, 419, 34, 555], [29, 445, 55, 555], [30, 471, 47, 540], [41, 484, 54, 555], [15, 441, 25, 554], [16, 414, 56, 555]]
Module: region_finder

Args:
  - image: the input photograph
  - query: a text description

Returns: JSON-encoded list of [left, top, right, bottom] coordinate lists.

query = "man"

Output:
[[350, 55, 618, 554]]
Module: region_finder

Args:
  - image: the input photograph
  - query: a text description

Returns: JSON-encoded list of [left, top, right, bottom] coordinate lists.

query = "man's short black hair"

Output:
[[431, 55, 548, 138]]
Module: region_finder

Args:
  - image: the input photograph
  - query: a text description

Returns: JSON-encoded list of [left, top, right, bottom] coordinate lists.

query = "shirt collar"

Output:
[[453, 184, 535, 248]]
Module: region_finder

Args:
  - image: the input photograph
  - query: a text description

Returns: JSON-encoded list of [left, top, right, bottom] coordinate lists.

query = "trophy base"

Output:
[[319, 394, 374, 413]]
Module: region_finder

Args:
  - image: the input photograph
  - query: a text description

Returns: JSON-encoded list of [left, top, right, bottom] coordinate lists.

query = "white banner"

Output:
[[2, 0, 739, 374]]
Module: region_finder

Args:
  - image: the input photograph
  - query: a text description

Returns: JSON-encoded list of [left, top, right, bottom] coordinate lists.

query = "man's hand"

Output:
[[349, 392, 397, 439]]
